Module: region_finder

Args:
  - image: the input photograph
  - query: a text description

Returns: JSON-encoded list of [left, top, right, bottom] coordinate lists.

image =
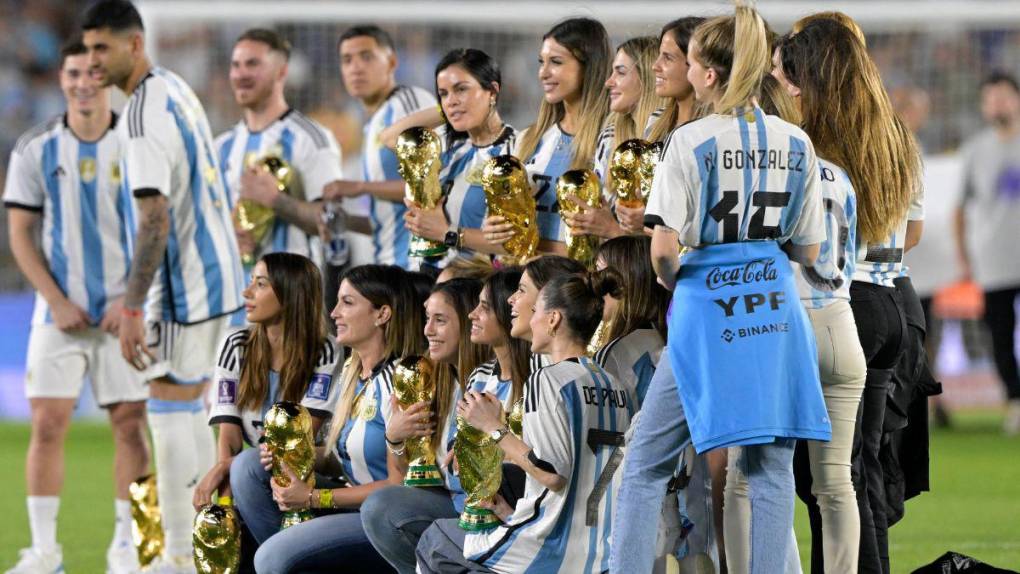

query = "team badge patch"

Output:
[[355, 395, 378, 421], [79, 157, 97, 183], [306, 374, 332, 401], [218, 379, 237, 404], [110, 163, 122, 185]]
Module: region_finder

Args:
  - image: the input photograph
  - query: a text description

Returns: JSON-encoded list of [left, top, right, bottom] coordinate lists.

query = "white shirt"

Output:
[[594, 327, 664, 408], [852, 187, 924, 288], [517, 124, 575, 242], [119, 67, 244, 324], [4, 113, 128, 325]]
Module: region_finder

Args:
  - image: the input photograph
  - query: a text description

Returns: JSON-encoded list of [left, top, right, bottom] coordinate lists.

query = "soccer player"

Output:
[[216, 29, 343, 276], [324, 25, 437, 269], [3, 40, 149, 574], [82, 1, 245, 569], [955, 71, 1020, 435]]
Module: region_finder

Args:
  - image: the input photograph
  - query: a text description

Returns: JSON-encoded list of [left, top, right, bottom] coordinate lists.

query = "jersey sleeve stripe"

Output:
[[3, 200, 43, 212], [128, 83, 147, 138], [209, 415, 243, 427], [292, 113, 329, 149], [593, 337, 622, 367], [472, 488, 552, 565], [14, 117, 60, 154], [217, 330, 249, 369]]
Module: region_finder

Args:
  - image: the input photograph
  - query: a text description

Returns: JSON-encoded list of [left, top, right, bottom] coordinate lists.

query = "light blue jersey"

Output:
[[336, 358, 395, 486], [4, 113, 129, 326], [794, 159, 858, 308], [518, 124, 575, 242], [119, 67, 244, 324]]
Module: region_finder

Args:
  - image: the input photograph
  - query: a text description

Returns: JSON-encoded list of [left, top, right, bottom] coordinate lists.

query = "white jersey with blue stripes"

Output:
[[215, 109, 343, 268], [464, 357, 633, 574], [593, 123, 615, 201], [4, 113, 129, 326], [645, 107, 825, 249], [852, 187, 924, 287], [207, 329, 343, 446], [594, 327, 664, 408], [335, 357, 396, 486], [794, 159, 858, 308], [120, 67, 244, 324], [362, 85, 437, 268], [517, 124, 576, 242]]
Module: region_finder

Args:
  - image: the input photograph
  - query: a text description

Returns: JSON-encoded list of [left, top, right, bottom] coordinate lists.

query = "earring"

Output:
[[547, 325, 557, 338], [490, 98, 496, 108]]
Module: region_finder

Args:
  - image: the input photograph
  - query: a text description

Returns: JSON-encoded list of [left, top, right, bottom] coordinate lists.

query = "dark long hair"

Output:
[[596, 236, 669, 341], [541, 269, 625, 345], [435, 48, 502, 149], [484, 267, 531, 406], [238, 252, 327, 412], [647, 17, 705, 143], [523, 255, 587, 290]]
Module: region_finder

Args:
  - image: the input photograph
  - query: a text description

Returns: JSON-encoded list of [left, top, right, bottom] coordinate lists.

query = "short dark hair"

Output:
[[337, 25, 395, 52], [60, 39, 88, 68], [981, 71, 1020, 94], [82, 0, 144, 33], [236, 28, 291, 61]]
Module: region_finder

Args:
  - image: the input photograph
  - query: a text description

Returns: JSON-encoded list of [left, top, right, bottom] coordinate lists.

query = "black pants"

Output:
[[983, 286, 1020, 400]]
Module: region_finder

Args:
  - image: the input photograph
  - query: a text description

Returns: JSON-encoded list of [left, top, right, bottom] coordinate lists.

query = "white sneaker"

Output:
[[1005, 399, 1020, 436], [106, 541, 140, 574], [4, 547, 63, 574], [143, 554, 195, 574]]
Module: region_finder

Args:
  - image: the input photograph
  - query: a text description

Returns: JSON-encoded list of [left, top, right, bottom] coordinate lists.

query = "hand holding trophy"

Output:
[[393, 355, 444, 486], [611, 139, 649, 209], [556, 169, 603, 268], [234, 155, 293, 266], [454, 416, 504, 531], [263, 402, 317, 529], [396, 127, 448, 258], [481, 155, 539, 265], [638, 141, 663, 203], [193, 499, 241, 574]]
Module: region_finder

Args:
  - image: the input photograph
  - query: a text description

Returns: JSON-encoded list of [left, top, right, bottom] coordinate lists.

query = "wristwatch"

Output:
[[444, 227, 462, 249], [488, 426, 510, 443]]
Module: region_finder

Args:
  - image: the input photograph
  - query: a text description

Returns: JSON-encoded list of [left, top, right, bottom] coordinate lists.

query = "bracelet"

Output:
[[387, 441, 407, 456], [384, 434, 404, 447], [121, 307, 143, 318], [307, 489, 316, 509], [318, 488, 334, 509]]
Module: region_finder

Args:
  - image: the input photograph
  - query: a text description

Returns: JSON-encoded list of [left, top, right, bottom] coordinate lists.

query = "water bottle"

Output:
[[322, 200, 350, 267]]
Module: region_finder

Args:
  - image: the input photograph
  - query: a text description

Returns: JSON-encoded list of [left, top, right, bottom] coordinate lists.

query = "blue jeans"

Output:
[[253, 511, 392, 573], [230, 448, 282, 544], [361, 485, 458, 574]]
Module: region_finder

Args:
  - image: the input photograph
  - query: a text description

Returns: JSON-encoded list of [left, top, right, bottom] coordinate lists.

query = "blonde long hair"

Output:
[[515, 18, 612, 170], [778, 20, 921, 243], [607, 37, 662, 145], [792, 11, 866, 46], [647, 17, 705, 143], [691, 3, 770, 114]]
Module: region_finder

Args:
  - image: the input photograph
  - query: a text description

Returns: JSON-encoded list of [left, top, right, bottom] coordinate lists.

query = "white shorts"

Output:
[[144, 315, 230, 385], [25, 324, 148, 406]]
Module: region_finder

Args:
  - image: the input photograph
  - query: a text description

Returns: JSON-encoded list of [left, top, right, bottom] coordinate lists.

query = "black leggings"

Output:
[[983, 286, 1020, 400]]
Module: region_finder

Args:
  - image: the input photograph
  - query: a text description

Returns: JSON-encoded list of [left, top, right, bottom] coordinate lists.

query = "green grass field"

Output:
[[0, 412, 1017, 573]]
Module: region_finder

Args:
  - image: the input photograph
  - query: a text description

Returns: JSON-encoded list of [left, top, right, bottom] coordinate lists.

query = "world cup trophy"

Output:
[[556, 169, 603, 268], [393, 355, 443, 486], [454, 418, 504, 531], [587, 312, 617, 357], [234, 155, 295, 266], [128, 474, 164, 568], [638, 141, 664, 204], [610, 139, 648, 208], [482, 155, 539, 265], [396, 127, 448, 258], [193, 502, 241, 574], [507, 398, 524, 438], [263, 402, 316, 529]]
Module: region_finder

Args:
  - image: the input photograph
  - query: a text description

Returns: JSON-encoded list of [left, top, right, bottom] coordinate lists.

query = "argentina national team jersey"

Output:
[[207, 329, 343, 445], [518, 125, 576, 242], [464, 357, 633, 574], [594, 327, 664, 408], [336, 358, 396, 486], [853, 187, 924, 287], [120, 67, 244, 324], [593, 124, 615, 200], [4, 113, 129, 326], [215, 109, 343, 268], [793, 159, 858, 308], [645, 107, 825, 250], [362, 85, 437, 268]]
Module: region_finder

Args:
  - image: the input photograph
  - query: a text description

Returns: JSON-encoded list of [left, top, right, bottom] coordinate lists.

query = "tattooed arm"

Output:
[[119, 193, 169, 369]]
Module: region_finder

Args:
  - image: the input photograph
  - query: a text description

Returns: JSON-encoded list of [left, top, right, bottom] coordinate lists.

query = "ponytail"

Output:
[[541, 268, 624, 344], [692, 3, 770, 114]]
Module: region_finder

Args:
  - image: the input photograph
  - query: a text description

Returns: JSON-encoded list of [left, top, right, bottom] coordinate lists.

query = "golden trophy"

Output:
[[396, 127, 448, 258], [128, 474, 164, 568], [454, 418, 504, 531], [556, 169, 603, 268], [193, 502, 241, 574], [610, 139, 648, 209], [507, 398, 524, 438], [638, 141, 664, 204], [263, 402, 317, 529], [234, 155, 295, 266], [393, 355, 443, 486], [587, 314, 616, 357], [482, 155, 539, 264]]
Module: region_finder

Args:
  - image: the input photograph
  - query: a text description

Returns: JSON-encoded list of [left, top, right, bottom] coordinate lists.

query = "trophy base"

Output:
[[409, 236, 449, 258], [404, 464, 444, 487], [280, 508, 314, 530], [459, 505, 501, 532]]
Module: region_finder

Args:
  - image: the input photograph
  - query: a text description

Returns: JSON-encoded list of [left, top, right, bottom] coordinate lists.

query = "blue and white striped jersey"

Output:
[[215, 109, 343, 268], [852, 187, 924, 287], [4, 113, 129, 326], [362, 85, 436, 268], [645, 108, 825, 249], [593, 123, 615, 199], [594, 327, 664, 408], [207, 329, 343, 446], [119, 67, 244, 324], [517, 125, 575, 242], [335, 358, 395, 486], [464, 357, 633, 574], [794, 159, 858, 307]]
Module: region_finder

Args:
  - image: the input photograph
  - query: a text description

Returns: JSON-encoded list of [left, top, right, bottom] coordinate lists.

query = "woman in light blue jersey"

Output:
[[778, 18, 924, 574], [361, 277, 487, 573], [481, 18, 612, 255], [611, 6, 830, 573], [231, 264, 426, 573]]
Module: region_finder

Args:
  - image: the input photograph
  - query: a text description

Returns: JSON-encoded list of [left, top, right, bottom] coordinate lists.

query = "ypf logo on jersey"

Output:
[[218, 379, 237, 404], [306, 374, 333, 401]]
